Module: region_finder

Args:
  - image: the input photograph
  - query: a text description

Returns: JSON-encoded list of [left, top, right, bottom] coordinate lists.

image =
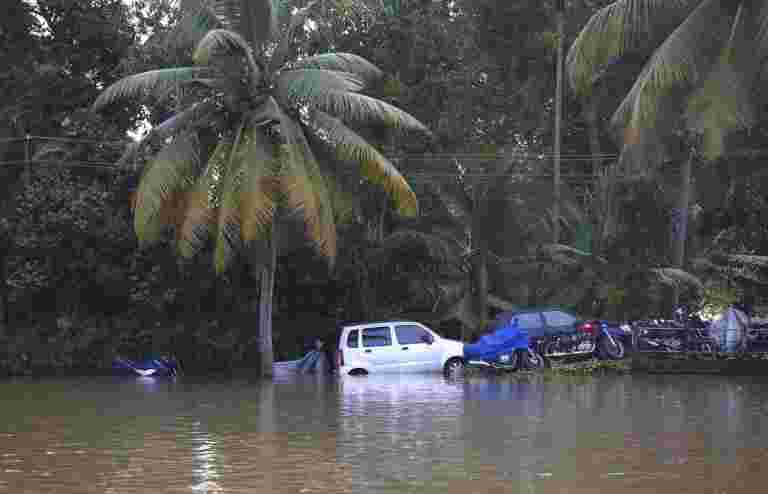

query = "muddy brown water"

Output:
[[2, 370, 767, 493]]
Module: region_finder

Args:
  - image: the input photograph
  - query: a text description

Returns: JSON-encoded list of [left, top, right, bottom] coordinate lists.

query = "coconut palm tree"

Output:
[[567, 0, 766, 163], [566, 0, 768, 285], [92, 0, 430, 376]]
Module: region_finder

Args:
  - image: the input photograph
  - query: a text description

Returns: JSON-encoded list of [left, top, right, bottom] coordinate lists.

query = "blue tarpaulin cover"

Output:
[[464, 318, 530, 362]]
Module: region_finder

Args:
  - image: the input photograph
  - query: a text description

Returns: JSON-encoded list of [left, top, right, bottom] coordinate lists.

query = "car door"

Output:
[[360, 326, 400, 371], [542, 310, 578, 336], [394, 324, 440, 371], [343, 328, 362, 365]]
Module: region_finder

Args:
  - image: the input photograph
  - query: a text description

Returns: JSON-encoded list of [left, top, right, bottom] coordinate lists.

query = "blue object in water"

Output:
[[112, 356, 180, 377]]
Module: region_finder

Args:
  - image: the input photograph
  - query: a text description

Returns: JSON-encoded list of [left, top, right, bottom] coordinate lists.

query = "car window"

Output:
[[346, 329, 360, 348], [362, 327, 392, 347], [515, 312, 544, 330], [542, 311, 577, 327], [395, 324, 432, 345]]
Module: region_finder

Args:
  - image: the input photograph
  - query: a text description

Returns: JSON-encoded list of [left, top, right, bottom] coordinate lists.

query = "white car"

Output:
[[335, 321, 465, 376]]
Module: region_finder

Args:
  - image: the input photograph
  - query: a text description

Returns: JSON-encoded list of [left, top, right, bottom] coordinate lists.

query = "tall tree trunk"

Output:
[[255, 226, 278, 378], [0, 250, 7, 339], [673, 151, 694, 269], [472, 244, 488, 339], [671, 151, 694, 306], [584, 97, 605, 254], [471, 195, 489, 339], [552, 2, 565, 244]]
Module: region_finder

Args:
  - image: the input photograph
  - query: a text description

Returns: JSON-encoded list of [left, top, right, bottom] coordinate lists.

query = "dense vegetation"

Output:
[[2, 0, 767, 376]]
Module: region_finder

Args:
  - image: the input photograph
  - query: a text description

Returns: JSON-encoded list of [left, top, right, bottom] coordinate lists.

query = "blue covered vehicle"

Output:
[[112, 356, 181, 377], [492, 307, 630, 362], [464, 317, 544, 371], [464, 307, 631, 372]]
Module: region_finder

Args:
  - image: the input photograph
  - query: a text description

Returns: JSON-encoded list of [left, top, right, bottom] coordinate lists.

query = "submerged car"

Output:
[[336, 321, 465, 376]]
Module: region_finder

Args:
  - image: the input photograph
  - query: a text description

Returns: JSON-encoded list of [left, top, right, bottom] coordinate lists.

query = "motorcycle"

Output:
[[633, 305, 716, 353], [534, 320, 628, 361]]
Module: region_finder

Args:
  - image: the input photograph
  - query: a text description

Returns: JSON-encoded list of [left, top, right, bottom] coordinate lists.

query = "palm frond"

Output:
[[237, 123, 280, 249], [725, 254, 768, 268], [371, 229, 461, 266], [684, 4, 756, 160], [93, 67, 210, 111], [194, 28, 254, 65], [275, 105, 337, 261], [117, 99, 221, 171], [432, 179, 473, 223], [274, 69, 365, 104], [650, 267, 703, 290], [32, 142, 77, 162], [269, 0, 319, 74], [163, 0, 223, 49], [214, 123, 249, 273], [177, 138, 233, 258], [566, 0, 696, 96], [134, 132, 204, 246], [285, 89, 431, 136], [304, 110, 417, 216], [288, 52, 384, 86], [210, 0, 279, 49], [611, 0, 736, 134]]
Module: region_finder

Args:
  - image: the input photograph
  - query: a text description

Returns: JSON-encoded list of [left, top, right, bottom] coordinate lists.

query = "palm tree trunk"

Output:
[[584, 97, 604, 254], [673, 151, 694, 269], [255, 225, 278, 378], [472, 244, 489, 337], [0, 249, 7, 339], [552, 2, 565, 244], [472, 198, 489, 337]]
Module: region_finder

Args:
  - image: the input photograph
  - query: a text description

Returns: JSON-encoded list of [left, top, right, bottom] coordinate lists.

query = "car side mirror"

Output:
[[421, 334, 434, 345]]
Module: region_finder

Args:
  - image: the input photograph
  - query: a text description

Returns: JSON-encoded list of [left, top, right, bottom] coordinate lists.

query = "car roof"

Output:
[[341, 321, 423, 330], [500, 306, 575, 314]]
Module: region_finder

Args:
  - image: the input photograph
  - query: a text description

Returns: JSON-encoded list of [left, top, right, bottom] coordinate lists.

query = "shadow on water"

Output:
[[1, 372, 768, 493]]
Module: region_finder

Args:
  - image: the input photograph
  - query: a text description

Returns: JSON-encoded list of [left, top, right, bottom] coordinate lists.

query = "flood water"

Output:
[[2, 370, 768, 494]]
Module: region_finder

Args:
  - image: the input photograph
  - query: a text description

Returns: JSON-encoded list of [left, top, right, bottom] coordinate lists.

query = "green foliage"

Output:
[[96, 0, 430, 274]]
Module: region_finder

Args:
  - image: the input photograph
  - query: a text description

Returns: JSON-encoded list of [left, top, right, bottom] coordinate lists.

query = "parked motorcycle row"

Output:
[[464, 307, 633, 373], [464, 305, 767, 374]]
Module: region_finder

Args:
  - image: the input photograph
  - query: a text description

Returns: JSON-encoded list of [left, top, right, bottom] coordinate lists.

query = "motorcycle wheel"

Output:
[[598, 337, 625, 360], [520, 349, 545, 370]]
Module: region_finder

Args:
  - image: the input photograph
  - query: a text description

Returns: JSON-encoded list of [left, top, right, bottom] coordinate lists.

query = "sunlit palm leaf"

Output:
[[288, 89, 430, 135], [194, 28, 254, 65], [238, 123, 279, 248], [566, 0, 696, 95], [178, 138, 233, 258], [214, 126, 249, 273], [304, 109, 417, 216], [134, 132, 203, 245], [274, 69, 365, 104], [275, 105, 337, 260], [93, 68, 210, 111], [288, 52, 384, 86]]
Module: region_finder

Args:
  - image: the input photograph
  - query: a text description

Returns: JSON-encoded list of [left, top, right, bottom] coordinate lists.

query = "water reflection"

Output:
[[1, 373, 768, 493]]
